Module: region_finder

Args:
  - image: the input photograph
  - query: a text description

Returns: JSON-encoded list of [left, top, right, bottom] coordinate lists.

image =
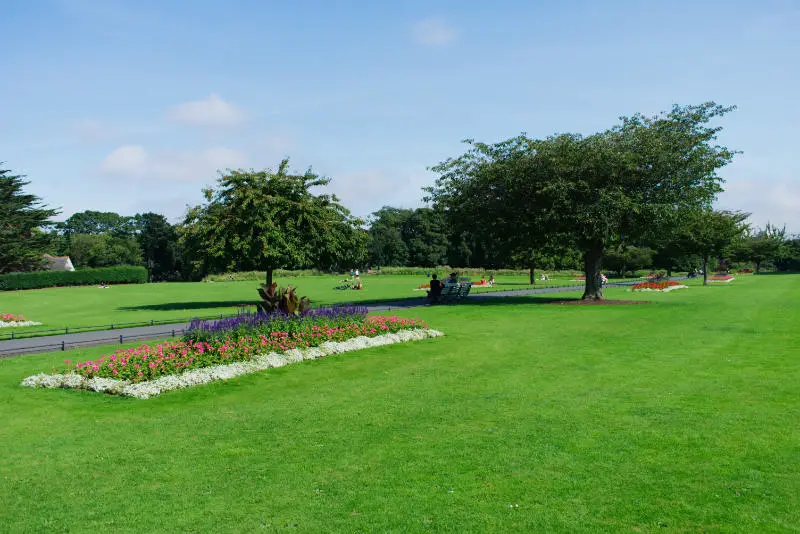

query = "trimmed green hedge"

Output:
[[0, 266, 148, 291]]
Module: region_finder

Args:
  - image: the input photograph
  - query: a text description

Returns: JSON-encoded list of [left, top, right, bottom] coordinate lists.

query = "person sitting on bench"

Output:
[[427, 274, 443, 299]]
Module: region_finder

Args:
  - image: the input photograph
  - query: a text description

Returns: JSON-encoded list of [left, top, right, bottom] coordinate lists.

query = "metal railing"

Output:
[[0, 327, 190, 357], [0, 312, 241, 341], [1, 277, 666, 355]]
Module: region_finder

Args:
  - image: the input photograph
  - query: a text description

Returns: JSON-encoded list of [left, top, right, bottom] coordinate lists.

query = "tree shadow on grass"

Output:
[[115, 292, 650, 317], [118, 300, 259, 312], [450, 295, 647, 307]]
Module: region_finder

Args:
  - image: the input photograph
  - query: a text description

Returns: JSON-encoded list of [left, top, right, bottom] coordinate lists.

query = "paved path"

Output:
[[0, 279, 679, 357]]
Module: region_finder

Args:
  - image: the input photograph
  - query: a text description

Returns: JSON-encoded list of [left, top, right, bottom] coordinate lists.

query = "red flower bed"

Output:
[[67, 316, 427, 382], [738, 269, 753, 274], [709, 274, 734, 281], [1, 313, 25, 322], [632, 280, 681, 291]]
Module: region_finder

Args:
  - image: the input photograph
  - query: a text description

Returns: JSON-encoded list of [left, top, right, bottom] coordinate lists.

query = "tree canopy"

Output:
[[59, 210, 136, 237], [367, 207, 448, 267], [677, 209, 750, 284], [734, 223, 786, 273], [0, 165, 59, 273], [428, 102, 738, 298], [180, 160, 365, 285]]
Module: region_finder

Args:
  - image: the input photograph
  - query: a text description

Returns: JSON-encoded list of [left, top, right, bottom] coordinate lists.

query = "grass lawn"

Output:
[[0, 274, 592, 332], [1, 274, 798, 531]]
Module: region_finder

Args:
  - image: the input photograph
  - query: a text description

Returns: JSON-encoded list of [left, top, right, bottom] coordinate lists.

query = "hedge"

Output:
[[0, 266, 148, 291]]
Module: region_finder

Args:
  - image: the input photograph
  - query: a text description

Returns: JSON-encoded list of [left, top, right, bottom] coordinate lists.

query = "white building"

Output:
[[43, 254, 76, 271]]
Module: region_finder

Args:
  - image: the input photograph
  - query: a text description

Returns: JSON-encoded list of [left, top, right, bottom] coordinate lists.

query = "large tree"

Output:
[[367, 206, 450, 268], [403, 208, 449, 267], [367, 207, 413, 267], [181, 160, 364, 286], [60, 210, 136, 237], [0, 166, 59, 273], [429, 102, 737, 299], [735, 223, 786, 273], [427, 136, 560, 283], [678, 209, 749, 285], [134, 213, 180, 281], [603, 244, 655, 277], [775, 237, 800, 272]]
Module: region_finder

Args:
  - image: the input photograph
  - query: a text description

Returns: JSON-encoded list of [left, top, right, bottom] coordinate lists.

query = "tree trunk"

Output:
[[582, 242, 604, 300], [667, 265, 673, 277], [702, 256, 708, 286], [755, 261, 761, 274], [265, 268, 274, 288], [529, 262, 535, 285]]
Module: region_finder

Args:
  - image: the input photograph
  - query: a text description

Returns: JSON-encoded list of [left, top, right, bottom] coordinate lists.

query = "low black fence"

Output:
[[0, 327, 190, 357], [0, 312, 241, 341], [1, 277, 667, 356]]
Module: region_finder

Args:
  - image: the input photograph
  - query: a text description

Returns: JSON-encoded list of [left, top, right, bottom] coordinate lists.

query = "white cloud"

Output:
[[717, 177, 800, 234], [328, 169, 431, 218], [99, 145, 148, 174], [167, 94, 246, 127], [412, 18, 458, 46], [99, 144, 247, 182], [716, 153, 800, 234]]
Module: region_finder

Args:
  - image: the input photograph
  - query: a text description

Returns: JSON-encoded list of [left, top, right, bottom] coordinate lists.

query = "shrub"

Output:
[[256, 283, 310, 315], [0, 266, 148, 291]]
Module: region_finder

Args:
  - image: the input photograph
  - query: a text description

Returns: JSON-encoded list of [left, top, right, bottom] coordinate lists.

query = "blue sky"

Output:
[[3, 0, 799, 231]]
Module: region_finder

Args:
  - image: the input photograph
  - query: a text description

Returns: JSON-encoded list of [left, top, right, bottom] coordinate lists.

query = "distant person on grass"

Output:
[[427, 274, 443, 300], [352, 276, 363, 290]]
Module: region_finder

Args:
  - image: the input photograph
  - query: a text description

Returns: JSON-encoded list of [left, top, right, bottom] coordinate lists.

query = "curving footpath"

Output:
[[0, 279, 681, 357]]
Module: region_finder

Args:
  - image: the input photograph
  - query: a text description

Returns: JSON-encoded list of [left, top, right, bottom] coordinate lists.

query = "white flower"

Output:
[[632, 285, 688, 292], [0, 321, 43, 328], [21, 328, 445, 399]]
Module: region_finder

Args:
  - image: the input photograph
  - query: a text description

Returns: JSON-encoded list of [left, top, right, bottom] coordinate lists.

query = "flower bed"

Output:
[[22, 329, 443, 399], [0, 313, 42, 328], [631, 280, 687, 292], [21, 309, 443, 398], [737, 269, 753, 274], [709, 274, 735, 283]]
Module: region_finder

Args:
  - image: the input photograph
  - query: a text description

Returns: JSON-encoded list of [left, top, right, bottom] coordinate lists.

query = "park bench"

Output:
[[431, 282, 472, 304]]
